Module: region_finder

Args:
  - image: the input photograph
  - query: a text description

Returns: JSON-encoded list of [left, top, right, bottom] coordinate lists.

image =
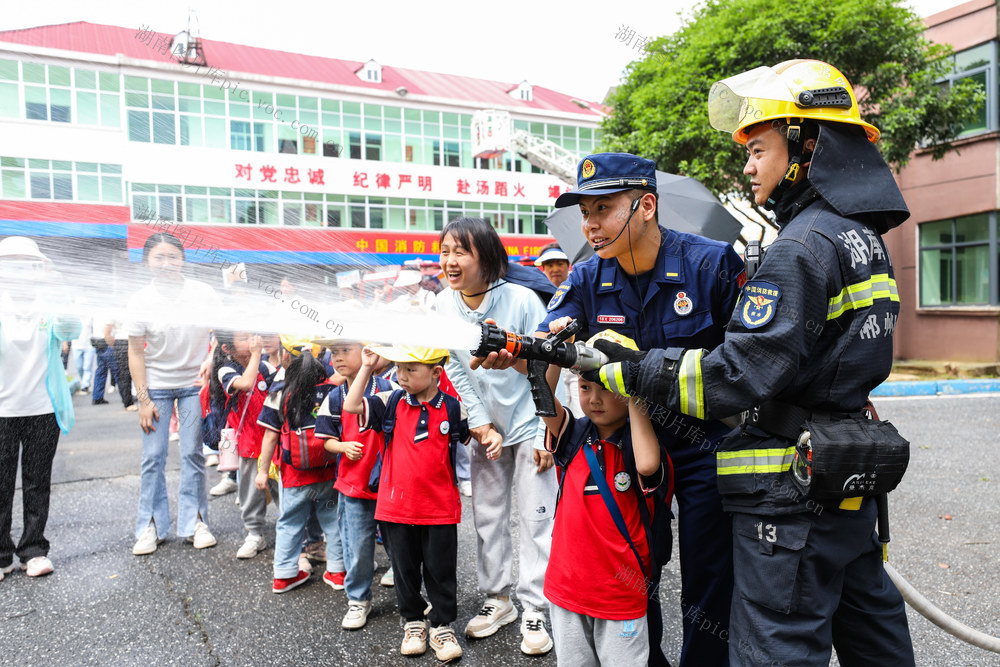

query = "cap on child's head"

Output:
[[586, 329, 639, 352], [279, 334, 322, 357], [368, 344, 449, 365], [555, 152, 658, 209]]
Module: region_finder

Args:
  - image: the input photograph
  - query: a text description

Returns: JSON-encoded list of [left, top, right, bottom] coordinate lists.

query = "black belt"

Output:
[[743, 400, 867, 440]]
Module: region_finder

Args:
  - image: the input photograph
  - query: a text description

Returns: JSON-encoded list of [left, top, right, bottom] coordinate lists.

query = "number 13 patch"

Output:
[[739, 281, 781, 329]]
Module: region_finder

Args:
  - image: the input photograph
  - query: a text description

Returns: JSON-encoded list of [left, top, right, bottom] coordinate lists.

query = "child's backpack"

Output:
[[279, 380, 338, 470], [367, 388, 464, 493]]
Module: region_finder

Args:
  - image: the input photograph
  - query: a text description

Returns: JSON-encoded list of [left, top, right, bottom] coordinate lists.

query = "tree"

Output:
[[601, 0, 986, 241]]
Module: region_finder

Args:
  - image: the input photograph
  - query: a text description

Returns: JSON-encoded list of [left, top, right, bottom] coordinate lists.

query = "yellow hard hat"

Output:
[[368, 344, 450, 365], [279, 334, 322, 357], [708, 59, 880, 145]]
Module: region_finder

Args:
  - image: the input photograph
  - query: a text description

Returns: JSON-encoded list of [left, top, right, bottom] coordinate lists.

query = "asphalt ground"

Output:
[[0, 392, 998, 666]]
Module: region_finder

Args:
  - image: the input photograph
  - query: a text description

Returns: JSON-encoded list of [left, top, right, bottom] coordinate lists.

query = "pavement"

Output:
[[1, 391, 998, 666]]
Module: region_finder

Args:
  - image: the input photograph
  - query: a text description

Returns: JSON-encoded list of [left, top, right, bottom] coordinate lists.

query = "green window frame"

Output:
[[919, 213, 997, 306]]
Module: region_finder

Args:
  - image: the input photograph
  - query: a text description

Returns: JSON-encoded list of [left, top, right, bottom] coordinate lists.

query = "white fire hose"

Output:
[[884, 562, 1000, 653]]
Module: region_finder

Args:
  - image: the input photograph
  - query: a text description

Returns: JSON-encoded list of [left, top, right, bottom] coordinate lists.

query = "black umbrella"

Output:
[[543, 171, 743, 264]]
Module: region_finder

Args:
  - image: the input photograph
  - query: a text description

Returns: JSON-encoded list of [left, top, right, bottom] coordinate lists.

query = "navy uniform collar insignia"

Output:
[[739, 281, 781, 329]]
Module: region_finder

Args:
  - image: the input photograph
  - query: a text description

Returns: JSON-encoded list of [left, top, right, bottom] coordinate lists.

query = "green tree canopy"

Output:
[[601, 0, 985, 236]]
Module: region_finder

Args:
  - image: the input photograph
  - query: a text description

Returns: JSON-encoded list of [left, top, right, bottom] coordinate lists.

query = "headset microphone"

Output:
[[592, 197, 642, 251]]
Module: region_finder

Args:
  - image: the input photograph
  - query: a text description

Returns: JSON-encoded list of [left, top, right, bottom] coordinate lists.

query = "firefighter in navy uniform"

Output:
[[585, 60, 916, 666], [541, 153, 745, 667]]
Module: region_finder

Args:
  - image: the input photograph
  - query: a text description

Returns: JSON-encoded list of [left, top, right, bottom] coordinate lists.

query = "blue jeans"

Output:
[[73, 347, 95, 389], [274, 481, 340, 579], [339, 494, 378, 602], [136, 386, 207, 539], [92, 347, 116, 402]]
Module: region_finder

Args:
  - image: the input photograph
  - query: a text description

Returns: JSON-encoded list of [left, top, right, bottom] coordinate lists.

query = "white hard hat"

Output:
[[0, 236, 46, 260]]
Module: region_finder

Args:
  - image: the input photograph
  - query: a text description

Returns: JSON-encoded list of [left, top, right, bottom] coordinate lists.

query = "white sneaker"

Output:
[[187, 521, 217, 549], [0, 563, 14, 582], [21, 556, 54, 578], [520, 610, 553, 655], [464, 597, 517, 638], [380, 567, 394, 587], [401, 620, 427, 655], [459, 480, 472, 497], [209, 476, 237, 496], [236, 533, 266, 559], [169, 432, 181, 442], [132, 522, 162, 555], [342, 600, 372, 629], [205, 453, 220, 467], [429, 625, 463, 661], [299, 553, 314, 574]]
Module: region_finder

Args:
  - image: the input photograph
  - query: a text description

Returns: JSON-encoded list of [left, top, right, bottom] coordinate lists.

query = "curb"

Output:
[[872, 379, 1000, 397]]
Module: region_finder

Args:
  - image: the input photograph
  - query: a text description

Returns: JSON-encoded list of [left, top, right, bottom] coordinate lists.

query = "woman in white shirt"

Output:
[[127, 232, 222, 556]]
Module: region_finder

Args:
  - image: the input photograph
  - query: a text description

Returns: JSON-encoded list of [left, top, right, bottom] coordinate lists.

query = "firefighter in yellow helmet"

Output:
[[585, 60, 916, 665]]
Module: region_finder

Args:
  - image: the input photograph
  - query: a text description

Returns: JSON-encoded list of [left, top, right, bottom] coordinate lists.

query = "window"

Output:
[[0, 156, 123, 203], [919, 213, 997, 306], [358, 59, 382, 83], [939, 42, 996, 137]]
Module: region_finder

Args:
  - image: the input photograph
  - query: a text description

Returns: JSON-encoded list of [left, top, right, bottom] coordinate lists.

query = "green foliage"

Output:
[[601, 0, 986, 216]]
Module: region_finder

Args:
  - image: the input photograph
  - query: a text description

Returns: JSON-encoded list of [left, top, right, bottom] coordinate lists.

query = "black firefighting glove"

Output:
[[591, 338, 648, 364]]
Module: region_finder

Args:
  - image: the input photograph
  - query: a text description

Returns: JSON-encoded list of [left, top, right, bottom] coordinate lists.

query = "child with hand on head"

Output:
[[343, 345, 473, 662], [211, 329, 277, 559], [314, 340, 394, 630], [540, 331, 667, 666], [255, 338, 341, 594]]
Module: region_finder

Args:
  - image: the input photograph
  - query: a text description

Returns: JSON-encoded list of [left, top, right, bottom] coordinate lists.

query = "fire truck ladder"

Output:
[[471, 110, 579, 185]]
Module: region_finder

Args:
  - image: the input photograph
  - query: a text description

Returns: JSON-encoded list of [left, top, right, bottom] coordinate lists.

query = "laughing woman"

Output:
[[127, 232, 222, 556]]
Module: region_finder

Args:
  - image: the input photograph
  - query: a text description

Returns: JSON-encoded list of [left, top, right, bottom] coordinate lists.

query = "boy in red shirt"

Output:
[[540, 332, 665, 664], [344, 345, 485, 662]]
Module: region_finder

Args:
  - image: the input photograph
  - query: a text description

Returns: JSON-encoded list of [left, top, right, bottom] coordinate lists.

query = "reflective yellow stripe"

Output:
[[599, 363, 629, 397], [677, 349, 704, 420], [839, 496, 863, 510], [827, 274, 898, 321], [716, 446, 796, 476]]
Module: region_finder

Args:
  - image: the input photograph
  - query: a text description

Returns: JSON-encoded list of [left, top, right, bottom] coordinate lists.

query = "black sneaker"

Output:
[[92, 399, 109, 405]]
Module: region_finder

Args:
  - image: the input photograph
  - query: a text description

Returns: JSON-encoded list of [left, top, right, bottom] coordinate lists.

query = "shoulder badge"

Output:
[[547, 283, 570, 311], [614, 471, 631, 492], [673, 291, 693, 316], [739, 281, 781, 329]]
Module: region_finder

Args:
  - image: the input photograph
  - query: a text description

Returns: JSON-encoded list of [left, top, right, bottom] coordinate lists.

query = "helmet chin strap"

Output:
[[764, 122, 813, 211]]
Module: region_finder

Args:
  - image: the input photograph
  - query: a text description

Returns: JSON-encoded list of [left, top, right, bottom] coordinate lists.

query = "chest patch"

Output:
[[547, 283, 569, 311], [739, 281, 781, 329], [440, 421, 450, 435], [614, 471, 631, 492], [673, 291, 693, 316], [597, 314, 625, 324]]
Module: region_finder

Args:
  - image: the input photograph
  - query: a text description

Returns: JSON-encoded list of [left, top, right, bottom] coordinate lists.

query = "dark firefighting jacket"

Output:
[[630, 123, 910, 513]]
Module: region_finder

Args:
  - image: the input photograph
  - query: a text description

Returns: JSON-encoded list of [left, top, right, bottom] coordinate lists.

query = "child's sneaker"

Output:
[[401, 620, 427, 655], [519, 610, 553, 655], [272, 570, 310, 593], [429, 625, 463, 661], [187, 522, 217, 549], [380, 567, 394, 587], [132, 522, 162, 555], [464, 596, 517, 638], [303, 540, 327, 562], [0, 563, 15, 582], [236, 533, 266, 559], [298, 553, 314, 574], [341, 600, 372, 629], [209, 476, 237, 496], [323, 570, 346, 590], [21, 556, 54, 578]]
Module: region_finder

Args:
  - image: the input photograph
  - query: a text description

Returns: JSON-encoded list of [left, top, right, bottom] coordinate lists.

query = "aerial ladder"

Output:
[[470, 110, 579, 185]]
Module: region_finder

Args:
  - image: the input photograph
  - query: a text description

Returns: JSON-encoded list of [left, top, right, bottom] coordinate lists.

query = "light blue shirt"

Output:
[[436, 280, 563, 450]]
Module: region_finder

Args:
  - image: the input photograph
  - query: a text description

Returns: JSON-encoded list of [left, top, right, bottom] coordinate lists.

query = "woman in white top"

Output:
[[127, 232, 222, 555]]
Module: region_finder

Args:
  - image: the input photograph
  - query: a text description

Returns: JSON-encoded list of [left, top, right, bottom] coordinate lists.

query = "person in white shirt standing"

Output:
[[127, 232, 221, 556], [0, 236, 81, 580]]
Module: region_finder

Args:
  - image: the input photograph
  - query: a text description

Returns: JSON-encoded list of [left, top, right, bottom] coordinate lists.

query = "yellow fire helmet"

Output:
[[586, 329, 639, 352], [279, 334, 322, 357], [708, 59, 880, 145], [367, 344, 450, 365]]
